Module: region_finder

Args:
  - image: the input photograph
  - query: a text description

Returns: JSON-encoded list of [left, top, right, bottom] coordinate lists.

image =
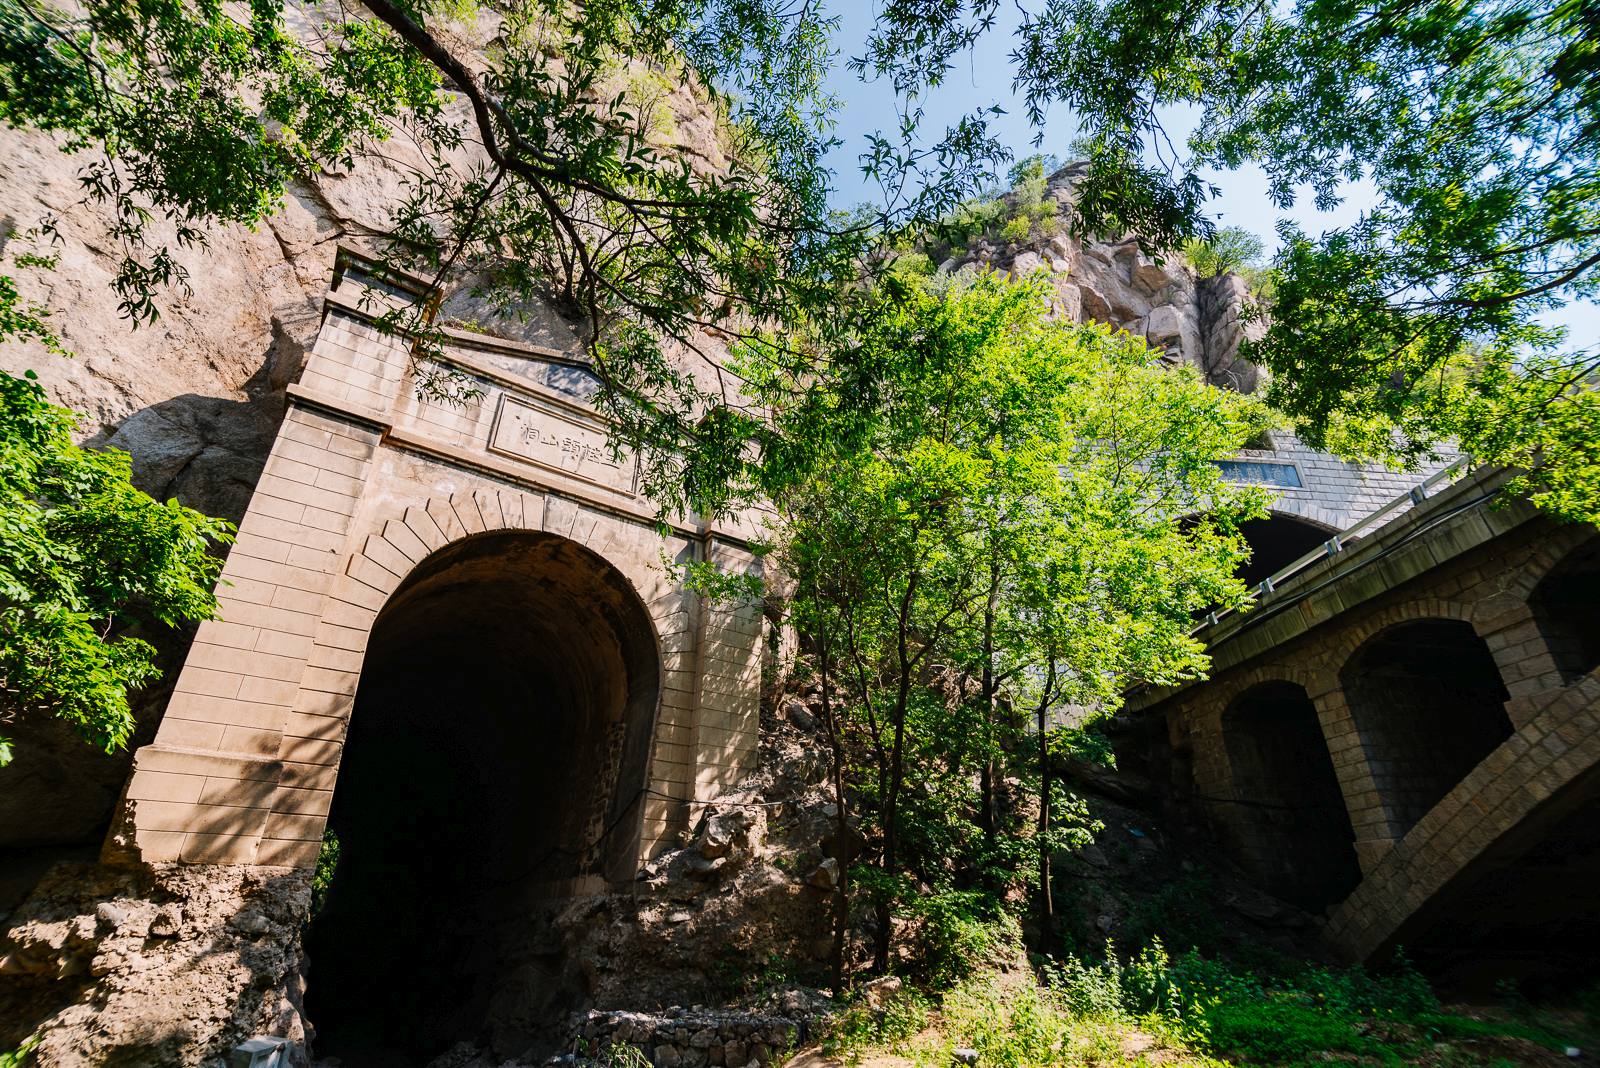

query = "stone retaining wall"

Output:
[[573, 1008, 807, 1068]]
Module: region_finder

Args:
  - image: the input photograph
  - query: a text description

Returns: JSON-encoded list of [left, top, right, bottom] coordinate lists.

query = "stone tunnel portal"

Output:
[[303, 530, 660, 1066]]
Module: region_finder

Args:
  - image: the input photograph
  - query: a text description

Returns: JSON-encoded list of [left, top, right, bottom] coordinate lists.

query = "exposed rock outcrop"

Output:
[[0, 863, 312, 1067], [937, 160, 1268, 390]]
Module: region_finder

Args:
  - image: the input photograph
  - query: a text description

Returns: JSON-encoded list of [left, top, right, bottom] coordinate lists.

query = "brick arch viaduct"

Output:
[[1125, 469, 1600, 967]]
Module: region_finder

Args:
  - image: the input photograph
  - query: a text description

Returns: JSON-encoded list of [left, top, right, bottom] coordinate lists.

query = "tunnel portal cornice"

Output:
[[296, 266, 760, 550]]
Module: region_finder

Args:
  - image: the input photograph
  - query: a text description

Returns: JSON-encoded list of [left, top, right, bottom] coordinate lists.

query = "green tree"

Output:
[[1183, 226, 1265, 278], [0, 349, 231, 765], [860, 0, 1600, 521], [748, 272, 1269, 975]]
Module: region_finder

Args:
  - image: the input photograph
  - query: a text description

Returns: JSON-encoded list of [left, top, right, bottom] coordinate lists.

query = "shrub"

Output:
[[1181, 226, 1265, 277], [1119, 872, 1227, 954], [890, 252, 935, 278], [934, 975, 1073, 1068], [823, 988, 929, 1063], [908, 890, 1020, 988], [1047, 952, 1132, 1019], [1049, 719, 1116, 768], [0, 1036, 40, 1068], [1001, 215, 1032, 243]]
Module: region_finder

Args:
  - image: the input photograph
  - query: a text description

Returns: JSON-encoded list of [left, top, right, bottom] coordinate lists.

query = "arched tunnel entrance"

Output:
[[1234, 513, 1333, 589], [304, 531, 660, 1066], [1340, 619, 1512, 838], [1220, 682, 1361, 910]]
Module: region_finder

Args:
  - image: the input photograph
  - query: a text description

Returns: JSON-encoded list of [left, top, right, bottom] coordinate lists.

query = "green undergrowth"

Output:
[[824, 937, 1596, 1067]]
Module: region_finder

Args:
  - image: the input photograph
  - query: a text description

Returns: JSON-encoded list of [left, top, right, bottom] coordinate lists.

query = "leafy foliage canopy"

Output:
[[0, 361, 231, 765]]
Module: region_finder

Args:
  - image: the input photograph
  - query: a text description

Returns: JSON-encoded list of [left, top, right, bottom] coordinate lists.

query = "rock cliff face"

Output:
[[937, 161, 1266, 393]]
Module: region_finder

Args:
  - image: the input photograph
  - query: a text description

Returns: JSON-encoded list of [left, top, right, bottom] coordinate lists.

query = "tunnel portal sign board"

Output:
[[489, 393, 638, 496]]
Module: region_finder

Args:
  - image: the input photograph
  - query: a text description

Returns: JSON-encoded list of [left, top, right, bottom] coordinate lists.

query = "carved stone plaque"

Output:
[[489, 393, 637, 495]]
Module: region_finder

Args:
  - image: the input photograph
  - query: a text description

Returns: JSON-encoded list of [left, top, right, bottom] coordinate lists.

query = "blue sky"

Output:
[[816, 6, 1597, 342]]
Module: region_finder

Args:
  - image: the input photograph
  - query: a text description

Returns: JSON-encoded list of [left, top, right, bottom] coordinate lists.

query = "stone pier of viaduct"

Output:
[[1124, 468, 1600, 976], [110, 254, 766, 886]]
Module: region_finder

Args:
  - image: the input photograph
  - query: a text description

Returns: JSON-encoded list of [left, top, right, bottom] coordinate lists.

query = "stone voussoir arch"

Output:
[[1205, 660, 1337, 713], [295, 484, 683, 709], [1264, 500, 1345, 535], [1490, 523, 1599, 604], [325, 487, 680, 647], [1188, 664, 1352, 816], [1325, 597, 1481, 671], [265, 485, 695, 854]]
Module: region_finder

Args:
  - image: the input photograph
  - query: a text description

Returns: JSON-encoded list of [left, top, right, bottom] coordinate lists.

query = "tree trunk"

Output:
[[1037, 656, 1057, 924], [978, 560, 1001, 847], [817, 627, 850, 995], [874, 574, 919, 974]]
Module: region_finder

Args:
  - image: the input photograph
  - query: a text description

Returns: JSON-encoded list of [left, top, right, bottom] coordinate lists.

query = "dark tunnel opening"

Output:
[[1341, 619, 1513, 838], [1397, 765, 1600, 997], [1529, 537, 1600, 685], [1221, 681, 1362, 911], [1234, 513, 1334, 590], [304, 531, 659, 1067]]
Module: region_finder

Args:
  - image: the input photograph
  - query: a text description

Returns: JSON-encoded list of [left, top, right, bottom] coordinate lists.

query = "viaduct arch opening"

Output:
[[1340, 619, 1512, 838], [304, 530, 660, 1066], [1529, 537, 1600, 685], [1220, 682, 1361, 910], [1395, 765, 1600, 994]]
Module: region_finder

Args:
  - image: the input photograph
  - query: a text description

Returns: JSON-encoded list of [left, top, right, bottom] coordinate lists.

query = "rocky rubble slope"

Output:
[[0, 862, 313, 1067]]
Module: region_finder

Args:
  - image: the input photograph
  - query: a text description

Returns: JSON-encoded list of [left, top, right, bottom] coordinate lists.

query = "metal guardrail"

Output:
[[1194, 456, 1472, 635]]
